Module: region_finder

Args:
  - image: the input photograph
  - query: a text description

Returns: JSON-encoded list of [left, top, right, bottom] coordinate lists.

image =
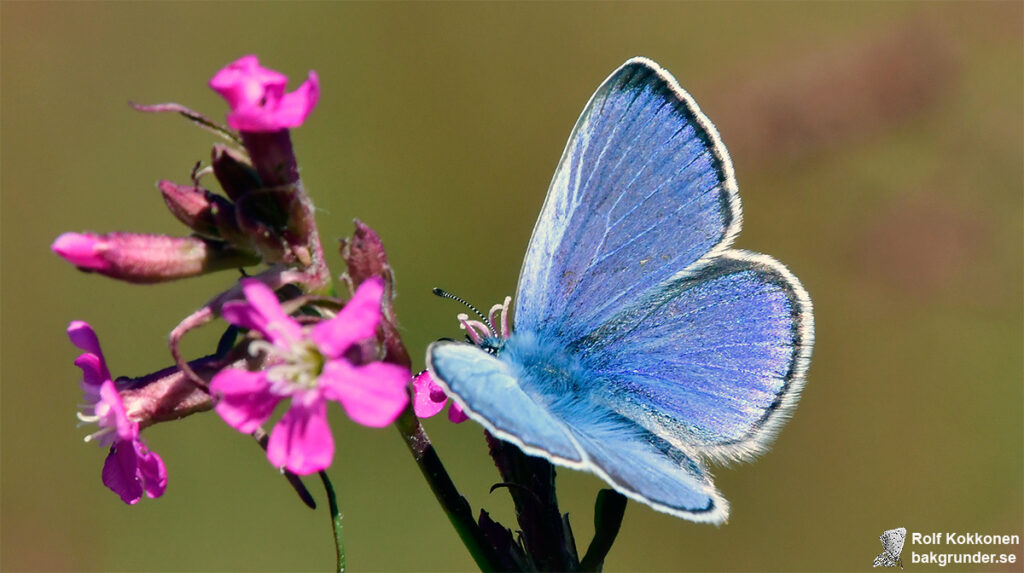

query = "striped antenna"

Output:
[[432, 288, 495, 334]]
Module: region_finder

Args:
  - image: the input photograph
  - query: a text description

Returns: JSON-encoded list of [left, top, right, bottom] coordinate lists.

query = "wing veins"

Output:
[[590, 170, 712, 270]]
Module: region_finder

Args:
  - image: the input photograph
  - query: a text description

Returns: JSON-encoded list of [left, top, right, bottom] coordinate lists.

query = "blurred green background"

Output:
[[2, 2, 1021, 571]]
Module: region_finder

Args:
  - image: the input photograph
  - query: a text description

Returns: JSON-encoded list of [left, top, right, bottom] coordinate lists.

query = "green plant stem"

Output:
[[251, 428, 316, 509], [395, 406, 506, 571], [319, 471, 346, 573]]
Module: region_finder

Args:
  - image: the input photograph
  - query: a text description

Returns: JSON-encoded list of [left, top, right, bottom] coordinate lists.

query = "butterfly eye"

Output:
[[479, 338, 505, 356]]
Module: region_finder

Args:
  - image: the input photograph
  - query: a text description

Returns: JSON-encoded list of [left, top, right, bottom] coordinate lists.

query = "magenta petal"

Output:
[[267, 71, 319, 128], [219, 300, 265, 331], [102, 441, 143, 505], [134, 441, 167, 499], [412, 371, 447, 418], [99, 380, 136, 441], [448, 402, 469, 424], [68, 321, 103, 356], [210, 369, 280, 434], [267, 398, 334, 475], [225, 108, 275, 133], [321, 361, 409, 427], [52, 233, 109, 271], [312, 277, 384, 357], [74, 353, 108, 389], [209, 55, 286, 110], [223, 280, 304, 346]]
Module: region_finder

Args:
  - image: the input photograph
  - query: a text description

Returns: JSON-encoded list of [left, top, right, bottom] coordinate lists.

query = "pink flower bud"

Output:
[[52, 232, 259, 284], [51, 232, 111, 270], [340, 221, 411, 368], [158, 180, 233, 238], [209, 55, 319, 133]]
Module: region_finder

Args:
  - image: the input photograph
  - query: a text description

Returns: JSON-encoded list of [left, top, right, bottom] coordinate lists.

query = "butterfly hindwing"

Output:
[[426, 341, 585, 465], [575, 251, 813, 463], [515, 57, 742, 342], [566, 419, 728, 522], [428, 338, 729, 522]]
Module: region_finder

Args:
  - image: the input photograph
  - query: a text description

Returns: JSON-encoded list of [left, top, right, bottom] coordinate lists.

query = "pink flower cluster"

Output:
[[61, 56, 411, 505]]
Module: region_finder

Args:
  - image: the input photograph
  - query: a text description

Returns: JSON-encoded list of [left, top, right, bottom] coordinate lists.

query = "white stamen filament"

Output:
[[457, 313, 492, 343], [76, 411, 99, 424], [80, 423, 116, 444], [488, 296, 512, 339]]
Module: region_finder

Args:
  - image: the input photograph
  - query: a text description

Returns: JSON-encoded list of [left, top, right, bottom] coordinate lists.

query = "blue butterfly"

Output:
[[427, 57, 814, 523]]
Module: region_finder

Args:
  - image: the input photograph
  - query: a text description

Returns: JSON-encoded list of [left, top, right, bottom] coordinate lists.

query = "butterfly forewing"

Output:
[[881, 528, 907, 558], [515, 58, 741, 343]]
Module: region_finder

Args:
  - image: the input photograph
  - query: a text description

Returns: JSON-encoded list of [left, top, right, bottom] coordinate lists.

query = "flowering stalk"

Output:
[[339, 221, 508, 570], [394, 408, 508, 571], [318, 470, 346, 573], [208, 55, 329, 293]]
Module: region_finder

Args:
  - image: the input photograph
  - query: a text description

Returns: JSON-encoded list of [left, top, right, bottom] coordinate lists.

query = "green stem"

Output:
[[395, 406, 507, 571], [251, 428, 316, 509], [319, 471, 346, 573]]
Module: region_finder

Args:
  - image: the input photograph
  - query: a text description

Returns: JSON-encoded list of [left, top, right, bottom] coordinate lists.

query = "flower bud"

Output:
[[52, 232, 260, 284], [212, 144, 262, 201], [158, 180, 234, 238], [339, 220, 410, 368]]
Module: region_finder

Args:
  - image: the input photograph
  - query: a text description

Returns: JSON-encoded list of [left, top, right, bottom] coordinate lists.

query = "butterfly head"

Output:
[[432, 288, 513, 354]]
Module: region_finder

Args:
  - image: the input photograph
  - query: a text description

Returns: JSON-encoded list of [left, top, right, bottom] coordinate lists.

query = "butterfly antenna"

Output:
[[432, 287, 495, 334]]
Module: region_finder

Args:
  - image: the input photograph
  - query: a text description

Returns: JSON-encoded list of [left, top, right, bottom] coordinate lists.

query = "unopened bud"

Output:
[[158, 180, 233, 238], [52, 232, 259, 284], [339, 220, 410, 368], [211, 144, 262, 201]]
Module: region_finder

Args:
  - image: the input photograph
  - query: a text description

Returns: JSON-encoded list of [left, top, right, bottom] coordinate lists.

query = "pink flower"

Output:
[[210, 278, 410, 475], [70, 321, 167, 504], [209, 55, 319, 132], [413, 371, 468, 423]]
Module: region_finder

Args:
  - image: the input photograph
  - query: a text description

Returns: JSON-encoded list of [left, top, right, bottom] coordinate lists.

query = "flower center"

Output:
[[251, 339, 325, 393], [76, 401, 118, 446]]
